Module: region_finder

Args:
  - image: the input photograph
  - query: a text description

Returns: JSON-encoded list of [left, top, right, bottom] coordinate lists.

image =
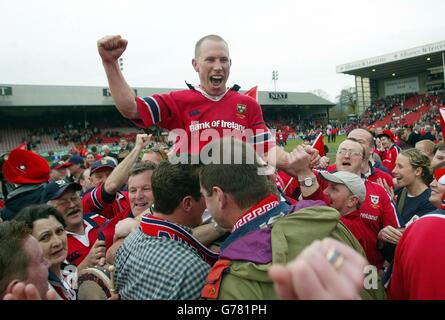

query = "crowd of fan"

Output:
[[19, 121, 168, 154], [1, 30, 445, 302], [1, 119, 445, 300], [362, 93, 445, 128]]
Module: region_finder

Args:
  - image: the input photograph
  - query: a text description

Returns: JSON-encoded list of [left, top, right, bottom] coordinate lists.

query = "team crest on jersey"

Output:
[[237, 104, 246, 114], [236, 104, 247, 119], [370, 195, 380, 208]]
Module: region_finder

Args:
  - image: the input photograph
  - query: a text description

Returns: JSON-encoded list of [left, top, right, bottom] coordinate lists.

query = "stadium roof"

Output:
[[255, 91, 335, 107], [336, 40, 445, 80], [0, 84, 335, 108]]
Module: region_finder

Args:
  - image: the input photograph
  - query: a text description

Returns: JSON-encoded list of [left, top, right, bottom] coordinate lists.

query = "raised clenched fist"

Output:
[[97, 35, 128, 64]]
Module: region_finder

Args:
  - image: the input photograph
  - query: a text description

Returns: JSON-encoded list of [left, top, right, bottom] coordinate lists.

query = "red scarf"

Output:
[[140, 215, 219, 265], [233, 194, 280, 231]]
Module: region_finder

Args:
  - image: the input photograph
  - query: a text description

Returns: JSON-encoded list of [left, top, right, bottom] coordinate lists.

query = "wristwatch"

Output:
[[299, 176, 316, 187]]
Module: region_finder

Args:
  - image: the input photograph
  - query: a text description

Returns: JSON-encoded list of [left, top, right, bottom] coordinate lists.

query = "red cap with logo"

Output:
[[377, 130, 395, 142], [2, 149, 50, 184]]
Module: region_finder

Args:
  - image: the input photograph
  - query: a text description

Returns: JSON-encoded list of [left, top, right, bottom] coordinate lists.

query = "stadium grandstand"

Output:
[[0, 84, 334, 155], [337, 40, 445, 130]]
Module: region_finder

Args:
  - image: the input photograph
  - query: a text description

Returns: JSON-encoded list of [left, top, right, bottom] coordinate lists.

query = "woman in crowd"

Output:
[[15, 204, 77, 300], [84, 152, 96, 169], [378, 148, 435, 261], [392, 148, 435, 226]]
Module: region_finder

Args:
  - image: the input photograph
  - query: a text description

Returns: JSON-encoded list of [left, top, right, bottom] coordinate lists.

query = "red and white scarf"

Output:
[[233, 194, 280, 232], [140, 215, 219, 266]]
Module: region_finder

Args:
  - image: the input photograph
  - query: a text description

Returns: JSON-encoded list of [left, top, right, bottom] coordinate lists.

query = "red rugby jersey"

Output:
[[66, 213, 115, 266], [132, 88, 274, 154], [360, 180, 401, 235], [341, 210, 383, 269]]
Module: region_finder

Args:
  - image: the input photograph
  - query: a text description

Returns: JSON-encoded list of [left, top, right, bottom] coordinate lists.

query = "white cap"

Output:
[[319, 171, 366, 203]]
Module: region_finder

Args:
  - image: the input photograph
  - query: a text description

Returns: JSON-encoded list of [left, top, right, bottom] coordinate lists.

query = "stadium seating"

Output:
[[0, 127, 140, 154], [0, 129, 27, 154], [368, 94, 440, 128]]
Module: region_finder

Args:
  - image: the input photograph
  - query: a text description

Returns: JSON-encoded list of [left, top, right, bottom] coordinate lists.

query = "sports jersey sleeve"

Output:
[[132, 93, 182, 130], [247, 99, 275, 154], [302, 185, 329, 204], [82, 183, 115, 216]]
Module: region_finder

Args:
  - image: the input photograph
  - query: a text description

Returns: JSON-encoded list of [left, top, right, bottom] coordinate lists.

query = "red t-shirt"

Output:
[[132, 88, 274, 154], [387, 214, 445, 299]]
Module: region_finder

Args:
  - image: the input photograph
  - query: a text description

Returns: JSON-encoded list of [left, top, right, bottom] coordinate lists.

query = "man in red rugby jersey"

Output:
[[97, 34, 305, 173]]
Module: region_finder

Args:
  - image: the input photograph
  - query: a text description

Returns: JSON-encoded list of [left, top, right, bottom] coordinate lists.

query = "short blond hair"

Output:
[[194, 34, 228, 59], [415, 139, 435, 157]]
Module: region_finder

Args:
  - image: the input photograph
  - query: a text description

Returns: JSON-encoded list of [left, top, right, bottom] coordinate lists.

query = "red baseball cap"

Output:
[[377, 130, 395, 142], [2, 149, 50, 184]]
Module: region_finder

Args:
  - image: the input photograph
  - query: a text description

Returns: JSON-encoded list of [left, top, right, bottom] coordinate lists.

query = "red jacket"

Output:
[[388, 214, 445, 299]]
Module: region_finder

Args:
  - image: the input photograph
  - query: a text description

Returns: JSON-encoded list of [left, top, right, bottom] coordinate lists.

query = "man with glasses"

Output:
[[288, 138, 400, 270], [347, 129, 394, 186], [327, 129, 394, 187], [44, 180, 114, 269]]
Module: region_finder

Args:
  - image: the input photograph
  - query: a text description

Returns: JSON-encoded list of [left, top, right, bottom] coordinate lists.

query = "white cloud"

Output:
[[1, 0, 444, 100]]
